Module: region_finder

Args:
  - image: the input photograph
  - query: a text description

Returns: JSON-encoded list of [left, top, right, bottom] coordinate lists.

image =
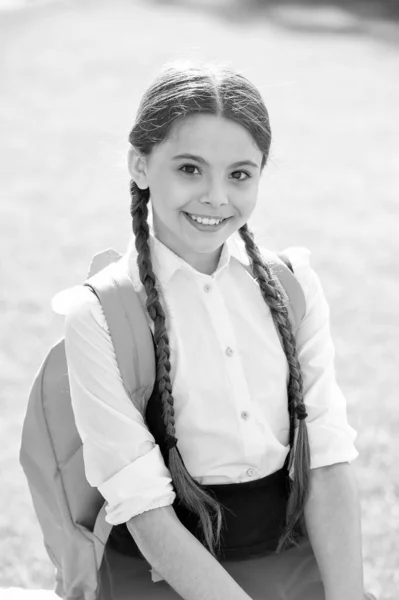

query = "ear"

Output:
[[128, 145, 149, 190]]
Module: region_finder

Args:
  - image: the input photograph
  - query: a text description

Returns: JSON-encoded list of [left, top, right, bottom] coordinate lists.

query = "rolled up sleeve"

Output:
[[64, 287, 176, 525], [284, 247, 359, 477]]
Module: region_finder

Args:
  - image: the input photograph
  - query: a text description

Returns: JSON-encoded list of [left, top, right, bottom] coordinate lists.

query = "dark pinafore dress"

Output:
[[97, 381, 325, 600]]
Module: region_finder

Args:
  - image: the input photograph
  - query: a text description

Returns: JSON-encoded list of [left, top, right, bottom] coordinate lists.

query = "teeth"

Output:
[[188, 214, 224, 225]]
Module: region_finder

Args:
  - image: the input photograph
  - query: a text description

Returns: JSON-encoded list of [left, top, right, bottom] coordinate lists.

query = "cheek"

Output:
[[154, 171, 190, 206], [232, 183, 259, 215], [149, 171, 181, 213]]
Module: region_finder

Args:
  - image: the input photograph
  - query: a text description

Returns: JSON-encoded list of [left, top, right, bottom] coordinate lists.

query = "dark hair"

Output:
[[128, 62, 310, 556]]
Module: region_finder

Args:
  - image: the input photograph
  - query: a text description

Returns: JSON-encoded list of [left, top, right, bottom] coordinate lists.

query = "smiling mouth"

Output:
[[183, 212, 230, 226]]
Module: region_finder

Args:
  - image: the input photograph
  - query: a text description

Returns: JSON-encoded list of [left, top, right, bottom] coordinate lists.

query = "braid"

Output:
[[130, 180, 225, 557], [238, 223, 311, 552]]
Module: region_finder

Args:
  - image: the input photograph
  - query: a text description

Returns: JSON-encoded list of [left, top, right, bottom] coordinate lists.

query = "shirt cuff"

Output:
[[289, 420, 359, 479], [98, 445, 176, 524], [308, 419, 359, 465]]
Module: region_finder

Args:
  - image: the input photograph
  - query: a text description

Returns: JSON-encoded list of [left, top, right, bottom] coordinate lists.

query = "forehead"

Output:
[[156, 114, 261, 164]]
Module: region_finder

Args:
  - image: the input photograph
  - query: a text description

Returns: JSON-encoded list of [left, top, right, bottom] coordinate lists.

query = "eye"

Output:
[[231, 170, 251, 181], [180, 164, 200, 175]]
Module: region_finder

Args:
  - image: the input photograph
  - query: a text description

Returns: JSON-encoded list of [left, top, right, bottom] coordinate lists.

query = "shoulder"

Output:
[[54, 251, 136, 331], [281, 246, 330, 322], [258, 245, 329, 324], [255, 244, 315, 297], [279, 246, 319, 301], [63, 286, 109, 335]]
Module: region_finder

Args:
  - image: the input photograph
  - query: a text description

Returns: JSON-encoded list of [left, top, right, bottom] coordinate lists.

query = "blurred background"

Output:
[[1, 0, 398, 598]]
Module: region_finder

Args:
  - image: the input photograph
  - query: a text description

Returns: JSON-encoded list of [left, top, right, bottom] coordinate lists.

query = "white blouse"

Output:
[[64, 233, 358, 529]]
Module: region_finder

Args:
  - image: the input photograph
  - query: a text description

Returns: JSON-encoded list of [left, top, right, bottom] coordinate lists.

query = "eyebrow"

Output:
[[172, 153, 260, 169]]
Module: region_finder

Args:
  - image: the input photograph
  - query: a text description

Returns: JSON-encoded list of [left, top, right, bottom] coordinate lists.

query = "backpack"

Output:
[[19, 248, 306, 600]]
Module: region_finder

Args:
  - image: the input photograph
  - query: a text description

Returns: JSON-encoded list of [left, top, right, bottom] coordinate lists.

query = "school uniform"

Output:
[[64, 232, 359, 600]]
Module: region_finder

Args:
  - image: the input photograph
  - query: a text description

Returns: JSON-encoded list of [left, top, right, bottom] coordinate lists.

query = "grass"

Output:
[[1, 0, 398, 597]]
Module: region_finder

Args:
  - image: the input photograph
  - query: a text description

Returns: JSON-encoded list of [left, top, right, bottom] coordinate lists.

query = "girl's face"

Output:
[[129, 114, 263, 273]]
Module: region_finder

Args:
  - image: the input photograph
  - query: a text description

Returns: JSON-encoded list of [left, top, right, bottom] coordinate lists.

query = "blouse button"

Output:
[[241, 411, 250, 420], [225, 346, 234, 357], [247, 468, 255, 477], [204, 284, 211, 292]]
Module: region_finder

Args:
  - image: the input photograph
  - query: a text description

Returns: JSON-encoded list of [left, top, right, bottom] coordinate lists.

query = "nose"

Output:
[[200, 178, 228, 208]]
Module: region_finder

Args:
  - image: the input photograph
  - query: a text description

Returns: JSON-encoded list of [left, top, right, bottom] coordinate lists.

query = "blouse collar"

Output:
[[51, 228, 251, 315], [128, 229, 250, 287]]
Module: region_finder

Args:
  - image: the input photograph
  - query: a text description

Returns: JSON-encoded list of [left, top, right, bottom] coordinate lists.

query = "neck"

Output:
[[182, 247, 222, 275], [163, 238, 222, 275], [152, 233, 222, 276]]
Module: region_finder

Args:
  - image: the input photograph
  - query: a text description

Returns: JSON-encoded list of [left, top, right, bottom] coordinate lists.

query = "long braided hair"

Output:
[[128, 63, 311, 556]]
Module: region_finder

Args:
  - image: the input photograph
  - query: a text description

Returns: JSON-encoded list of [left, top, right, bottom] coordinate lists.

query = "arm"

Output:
[[127, 505, 253, 600], [64, 288, 176, 523], [304, 462, 364, 600], [285, 248, 363, 596]]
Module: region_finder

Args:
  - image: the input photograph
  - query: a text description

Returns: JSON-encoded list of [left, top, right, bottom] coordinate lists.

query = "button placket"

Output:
[[198, 274, 261, 461]]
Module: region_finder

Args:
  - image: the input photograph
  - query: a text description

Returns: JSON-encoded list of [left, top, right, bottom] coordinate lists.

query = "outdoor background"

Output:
[[1, 0, 398, 598]]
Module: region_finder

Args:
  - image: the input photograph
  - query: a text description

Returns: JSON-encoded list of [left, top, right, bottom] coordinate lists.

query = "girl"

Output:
[[64, 62, 372, 600]]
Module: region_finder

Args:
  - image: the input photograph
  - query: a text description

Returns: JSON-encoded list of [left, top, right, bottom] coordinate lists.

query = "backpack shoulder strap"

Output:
[[276, 251, 306, 331], [245, 250, 306, 332], [84, 258, 155, 407]]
